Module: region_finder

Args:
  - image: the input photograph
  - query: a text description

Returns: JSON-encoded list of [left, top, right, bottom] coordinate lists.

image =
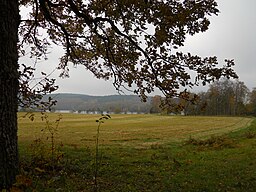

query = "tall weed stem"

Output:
[[94, 114, 111, 192]]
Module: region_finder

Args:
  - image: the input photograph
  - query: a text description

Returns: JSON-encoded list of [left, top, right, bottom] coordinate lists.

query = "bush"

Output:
[[184, 135, 237, 149]]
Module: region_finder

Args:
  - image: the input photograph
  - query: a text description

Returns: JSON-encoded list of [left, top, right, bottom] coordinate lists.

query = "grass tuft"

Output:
[[184, 135, 237, 149]]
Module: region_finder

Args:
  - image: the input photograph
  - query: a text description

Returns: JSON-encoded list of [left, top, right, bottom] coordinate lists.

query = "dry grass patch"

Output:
[[18, 113, 252, 148]]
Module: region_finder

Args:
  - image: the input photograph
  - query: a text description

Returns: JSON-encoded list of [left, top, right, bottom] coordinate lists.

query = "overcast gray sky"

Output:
[[27, 0, 256, 96]]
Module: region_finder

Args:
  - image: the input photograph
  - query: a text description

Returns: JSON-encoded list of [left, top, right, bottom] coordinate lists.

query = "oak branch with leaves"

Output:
[[19, 0, 237, 101]]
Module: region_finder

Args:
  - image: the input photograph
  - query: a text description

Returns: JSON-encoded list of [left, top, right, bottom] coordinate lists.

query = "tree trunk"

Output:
[[0, 0, 20, 189]]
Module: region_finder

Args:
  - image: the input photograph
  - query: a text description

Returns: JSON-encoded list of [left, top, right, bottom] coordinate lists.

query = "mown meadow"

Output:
[[15, 113, 256, 191]]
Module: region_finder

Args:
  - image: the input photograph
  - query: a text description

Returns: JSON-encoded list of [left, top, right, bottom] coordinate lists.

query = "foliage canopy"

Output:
[[19, 0, 237, 100]]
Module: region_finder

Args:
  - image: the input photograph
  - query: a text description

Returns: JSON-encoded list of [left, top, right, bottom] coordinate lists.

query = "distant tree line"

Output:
[[19, 79, 256, 116], [150, 78, 256, 116]]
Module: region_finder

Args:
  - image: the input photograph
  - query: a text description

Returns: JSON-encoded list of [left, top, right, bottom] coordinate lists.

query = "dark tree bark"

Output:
[[0, 0, 20, 189]]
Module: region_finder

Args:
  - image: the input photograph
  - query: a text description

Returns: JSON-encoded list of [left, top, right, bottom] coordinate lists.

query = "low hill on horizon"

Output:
[[44, 93, 152, 113]]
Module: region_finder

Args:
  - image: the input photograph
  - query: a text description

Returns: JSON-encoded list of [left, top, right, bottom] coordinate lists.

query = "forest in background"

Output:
[[22, 78, 256, 116], [42, 94, 151, 114], [151, 78, 256, 116]]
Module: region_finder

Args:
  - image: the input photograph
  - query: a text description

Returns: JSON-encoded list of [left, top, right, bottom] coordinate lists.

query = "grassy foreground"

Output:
[[15, 113, 256, 191]]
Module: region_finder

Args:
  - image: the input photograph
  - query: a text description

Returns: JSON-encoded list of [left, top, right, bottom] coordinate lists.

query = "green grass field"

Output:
[[16, 113, 256, 191]]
